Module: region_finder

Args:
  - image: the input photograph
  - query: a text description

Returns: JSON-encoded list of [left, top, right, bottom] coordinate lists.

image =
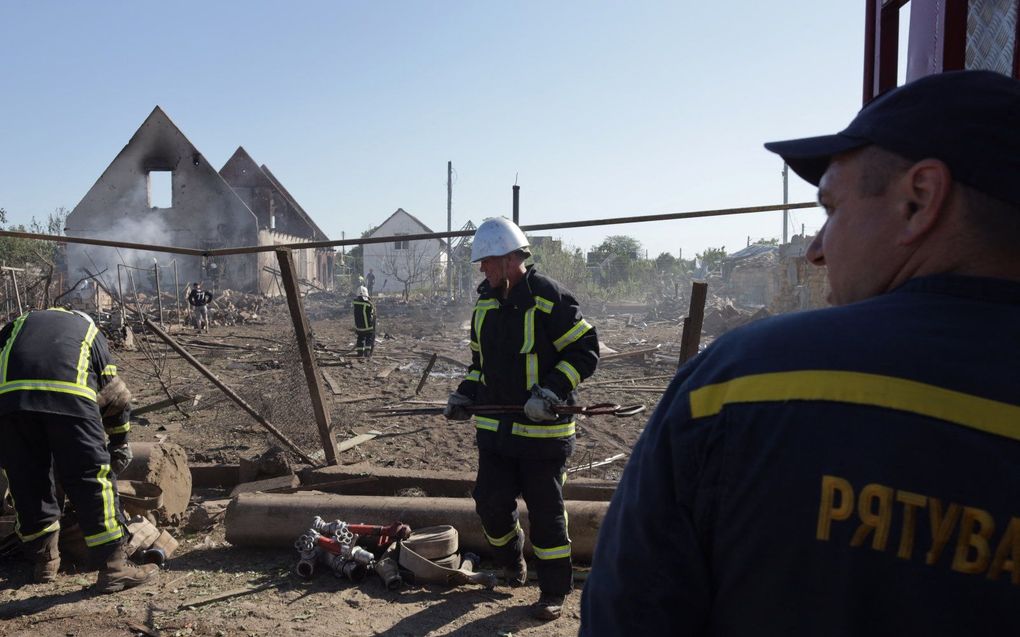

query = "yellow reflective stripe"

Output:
[[511, 421, 576, 438], [534, 296, 554, 314], [105, 422, 131, 435], [85, 527, 124, 547], [84, 465, 121, 548], [17, 519, 61, 543], [0, 380, 97, 400], [484, 522, 521, 547], [520, 307, 536, 354], [554, 360, 581, 389], [473, 301, 499, 368], [689, 370, 1020, 442], [465, 370, 482, 382], [75, 322, 99, 387], [533, 543, 571, 560], [474, 416, 499, 432], [469, 341, 480, 352], [480, 373, 487, 386], [0, 313, 30, 383], [525, 353, 539, 390], [101, 364, 117, 377], [553, 319, 592, 352]]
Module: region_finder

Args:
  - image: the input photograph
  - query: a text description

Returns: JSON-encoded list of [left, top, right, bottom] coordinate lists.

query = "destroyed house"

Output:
[[65, 106, 333, 295]]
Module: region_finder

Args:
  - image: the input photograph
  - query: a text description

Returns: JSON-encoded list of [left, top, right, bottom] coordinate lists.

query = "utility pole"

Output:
[[512, 182, 520, 225], [782, 163, 789, 244], [447, 161, 452, 299]]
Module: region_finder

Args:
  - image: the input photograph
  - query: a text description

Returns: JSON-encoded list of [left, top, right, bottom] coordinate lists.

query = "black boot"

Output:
[[92, 539, 158, 594]]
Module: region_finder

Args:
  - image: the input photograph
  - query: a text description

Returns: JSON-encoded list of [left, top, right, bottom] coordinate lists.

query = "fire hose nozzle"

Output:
[[374, 556, 403, 590]]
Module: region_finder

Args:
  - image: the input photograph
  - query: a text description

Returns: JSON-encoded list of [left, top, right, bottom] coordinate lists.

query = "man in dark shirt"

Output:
[[187, 282, 213, 332], [581, 71, 1020, 635]]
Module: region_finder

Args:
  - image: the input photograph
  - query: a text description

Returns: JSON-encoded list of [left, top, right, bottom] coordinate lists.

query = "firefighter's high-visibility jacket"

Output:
[[0, 309, 130, 439], [456, 266, 599, 459], [353, 295, 375, 332], [580, 275, 1020, 636]]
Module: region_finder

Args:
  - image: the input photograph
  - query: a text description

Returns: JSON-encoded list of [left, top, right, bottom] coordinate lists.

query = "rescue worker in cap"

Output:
[[0, 308, 158, 593], [352, 285, 376, 358], [581, 70, 1020, 635], [445, 217, 599, 621]]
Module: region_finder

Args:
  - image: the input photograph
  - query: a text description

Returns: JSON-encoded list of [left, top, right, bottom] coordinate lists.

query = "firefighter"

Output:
[[352, 285, 375, 358], [580, 71, 1020, 634], [444, 217, 599, 621], [0, 308, 158, 593]]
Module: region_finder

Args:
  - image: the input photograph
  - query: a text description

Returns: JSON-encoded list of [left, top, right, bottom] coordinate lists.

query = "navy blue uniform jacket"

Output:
[[581, 275, 1020, 636]]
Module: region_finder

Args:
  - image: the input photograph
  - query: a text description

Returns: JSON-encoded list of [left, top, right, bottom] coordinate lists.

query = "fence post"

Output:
[[678, 281, 708, 366], [275, 248, 340, 465]]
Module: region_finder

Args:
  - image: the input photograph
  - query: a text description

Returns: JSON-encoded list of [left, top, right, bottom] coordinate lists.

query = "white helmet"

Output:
[[357, 286, 369, 297], [470, 217, 530, 262]]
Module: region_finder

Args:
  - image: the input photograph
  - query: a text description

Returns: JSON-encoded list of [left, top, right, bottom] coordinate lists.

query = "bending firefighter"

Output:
[[0, 308, 158, 593], [445, 217, 599, 621], [353, 285, 376, 358]]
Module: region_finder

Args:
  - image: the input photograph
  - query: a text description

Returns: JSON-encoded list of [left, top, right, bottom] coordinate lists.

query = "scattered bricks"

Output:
[[185, 499, 231, 532]]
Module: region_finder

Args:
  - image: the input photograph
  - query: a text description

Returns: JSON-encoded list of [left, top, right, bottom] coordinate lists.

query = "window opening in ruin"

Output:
[[896, 2, 912, 85], [148, 170, 172, 208], [394, 234, 409, 250]]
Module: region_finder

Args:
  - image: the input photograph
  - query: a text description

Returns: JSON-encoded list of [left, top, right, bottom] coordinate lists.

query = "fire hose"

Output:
[[294, 516, 410, 588], [366, 402, 647, 418]]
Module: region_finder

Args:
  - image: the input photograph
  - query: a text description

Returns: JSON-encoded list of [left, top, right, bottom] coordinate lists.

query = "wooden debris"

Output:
[[376, 364, 399, 379], [178, 583, 276, 610], [334, 393, 384, 405], [321, 370, 343, 395], [415, 353, 438, 395], [229, 474, 300, 498], [133, 393, 195, 416], [599, 345, 661, 362], [338, 431, 380, 452], [568, 453, 627, 474]]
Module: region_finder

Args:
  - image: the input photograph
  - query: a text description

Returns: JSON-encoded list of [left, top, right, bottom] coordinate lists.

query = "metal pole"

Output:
[[154, 260, 164, 325], [11, 270, 22, 315], [513, 184, 520, 225], [275, 248, 340, 465], [782, 163, 789, 244], [446, 161, 452, 299], [117, 264, 126, 325], [173, 260, 181, 325]]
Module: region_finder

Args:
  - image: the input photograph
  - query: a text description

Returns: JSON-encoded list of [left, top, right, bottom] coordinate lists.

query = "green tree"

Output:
[[697, 246, 728, 273], [752, 237, 780, 246], [588, 235, 642, 286], [530, 240, 590, 297]]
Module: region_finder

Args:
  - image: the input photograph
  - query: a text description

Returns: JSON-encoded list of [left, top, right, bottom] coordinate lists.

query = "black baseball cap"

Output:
[[764, 70, 1020, 206]]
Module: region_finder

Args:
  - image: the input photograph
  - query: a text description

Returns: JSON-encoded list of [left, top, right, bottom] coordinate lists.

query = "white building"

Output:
[[362, 209, 447, 297]]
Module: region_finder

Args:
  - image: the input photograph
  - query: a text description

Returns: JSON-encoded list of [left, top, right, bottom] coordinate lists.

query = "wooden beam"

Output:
[[276, 249, 340, 465], [678, 281, 708, 365]]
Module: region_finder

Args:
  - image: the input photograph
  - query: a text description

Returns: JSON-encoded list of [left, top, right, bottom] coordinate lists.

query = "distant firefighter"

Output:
[[187, 282, 213, 332], [352, 285, 375, 358]]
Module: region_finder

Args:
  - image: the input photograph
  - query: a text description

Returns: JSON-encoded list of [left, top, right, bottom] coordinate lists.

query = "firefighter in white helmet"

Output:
[[445, 216, 600, 621]]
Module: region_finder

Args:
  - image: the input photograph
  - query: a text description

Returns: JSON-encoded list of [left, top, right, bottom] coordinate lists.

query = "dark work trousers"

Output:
[[0, 412, 125, 549], [473, 448, 572, 596], [356, 331, 375, 357]]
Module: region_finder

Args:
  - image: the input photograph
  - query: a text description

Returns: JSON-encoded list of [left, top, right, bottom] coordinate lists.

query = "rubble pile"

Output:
[[209, 290, 264, 326]]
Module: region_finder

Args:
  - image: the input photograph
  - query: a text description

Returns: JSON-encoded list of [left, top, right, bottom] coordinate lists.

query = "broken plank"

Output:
[[338, 431, 379, 452], [599, 345, 661, 362], [375, 364, 400, 379], [332, 393, 383, 401], [321, 370, 343, 395], [133, 393, 194, 416], [178, 583, 276, 610]]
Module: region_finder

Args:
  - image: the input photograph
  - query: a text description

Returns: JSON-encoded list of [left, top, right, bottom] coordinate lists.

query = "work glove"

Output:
[[108, 442, 133, 476], [524, 385, 562, 422], [444, 391, 474, 421]]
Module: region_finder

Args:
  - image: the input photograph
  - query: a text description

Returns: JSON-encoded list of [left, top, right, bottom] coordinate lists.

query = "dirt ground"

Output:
[[0, 292, 690, 636]]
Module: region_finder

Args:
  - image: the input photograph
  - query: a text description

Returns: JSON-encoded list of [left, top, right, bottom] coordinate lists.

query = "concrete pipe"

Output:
[[225, 493, 610, 563], [120, 442, 192, 521]]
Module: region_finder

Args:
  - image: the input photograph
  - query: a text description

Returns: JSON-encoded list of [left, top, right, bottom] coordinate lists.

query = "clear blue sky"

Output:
[[0, 1, 870, 259]]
